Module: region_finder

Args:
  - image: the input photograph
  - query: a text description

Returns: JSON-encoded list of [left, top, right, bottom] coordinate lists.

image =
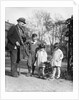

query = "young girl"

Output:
[[34, 44, 48, 78], [51, 43, 64, 79]]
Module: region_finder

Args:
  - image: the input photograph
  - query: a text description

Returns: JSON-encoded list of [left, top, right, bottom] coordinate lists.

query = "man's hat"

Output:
[[17, 17, 26, 24]]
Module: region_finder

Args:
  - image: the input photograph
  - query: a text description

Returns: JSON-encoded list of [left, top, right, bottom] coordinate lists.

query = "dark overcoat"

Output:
[[7, 25, 21, 51]]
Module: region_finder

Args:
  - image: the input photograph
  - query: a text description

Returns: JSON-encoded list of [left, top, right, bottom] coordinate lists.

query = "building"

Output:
[[5, 21, 14, 47]]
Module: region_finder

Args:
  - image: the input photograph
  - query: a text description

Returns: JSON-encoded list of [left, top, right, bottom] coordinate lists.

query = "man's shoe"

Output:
[[50, 76, 55, 79], [12, 72, 19, 77]]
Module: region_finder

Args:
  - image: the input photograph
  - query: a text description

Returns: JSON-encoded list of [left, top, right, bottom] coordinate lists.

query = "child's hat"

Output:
[[54, 43, 59, 48], [39, 43, 45, 48]]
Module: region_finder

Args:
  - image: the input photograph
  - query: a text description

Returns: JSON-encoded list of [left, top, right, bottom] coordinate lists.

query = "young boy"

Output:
[[25, 33, 40, 76], [34, 44, 48, 78], [51, 43, 64, 79]]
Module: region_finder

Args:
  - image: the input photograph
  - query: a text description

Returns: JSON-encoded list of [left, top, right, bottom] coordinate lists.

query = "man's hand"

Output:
[[16, 41, 20, 46]]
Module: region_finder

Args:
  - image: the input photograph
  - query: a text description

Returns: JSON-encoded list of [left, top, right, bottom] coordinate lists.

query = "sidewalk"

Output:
[[5, 57, 73, 92], [5, 69, 73, 92]]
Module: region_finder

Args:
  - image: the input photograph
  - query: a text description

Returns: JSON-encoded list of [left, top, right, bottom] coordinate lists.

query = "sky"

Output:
[[5, 7, 73, 24]]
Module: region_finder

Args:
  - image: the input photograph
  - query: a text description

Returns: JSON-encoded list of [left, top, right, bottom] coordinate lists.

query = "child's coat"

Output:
[[51, 49, 63, 67], [35, 49, 47, 68]]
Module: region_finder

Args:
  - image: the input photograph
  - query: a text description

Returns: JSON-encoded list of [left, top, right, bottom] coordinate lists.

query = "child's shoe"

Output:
[[56, 76, 60, 79]]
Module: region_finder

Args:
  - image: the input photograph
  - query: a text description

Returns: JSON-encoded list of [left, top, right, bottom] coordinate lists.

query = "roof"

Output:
[[5, 21, 14, 31]]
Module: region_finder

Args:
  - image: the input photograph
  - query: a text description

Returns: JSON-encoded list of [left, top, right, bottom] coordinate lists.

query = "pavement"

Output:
[[5, 57, 73, 92]]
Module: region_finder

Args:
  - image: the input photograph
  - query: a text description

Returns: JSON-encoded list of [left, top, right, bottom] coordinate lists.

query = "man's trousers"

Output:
[[10, 47, 20, 76]]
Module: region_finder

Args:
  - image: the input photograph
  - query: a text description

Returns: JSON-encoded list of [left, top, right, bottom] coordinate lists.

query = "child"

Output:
[[25, 33, 40, 76], [51, 43, 64, 79], [34, 44, 48, 78]]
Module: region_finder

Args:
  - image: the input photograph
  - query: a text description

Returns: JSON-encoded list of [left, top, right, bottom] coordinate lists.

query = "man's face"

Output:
[[18, 21, 24, 27]]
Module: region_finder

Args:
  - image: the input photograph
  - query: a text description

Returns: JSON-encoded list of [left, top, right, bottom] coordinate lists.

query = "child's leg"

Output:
[[27, 66, 31, 76], [57, 67, 61, 79], [28, 66, 31, 73], [27, 57, 32, 76], [42, 63, 46, 78], [51, 67, 56, 79], [38, 67, 44, 77], [38, 67, 41, 77], [32, 55, 36, 75], [42, 67, 45, 76]]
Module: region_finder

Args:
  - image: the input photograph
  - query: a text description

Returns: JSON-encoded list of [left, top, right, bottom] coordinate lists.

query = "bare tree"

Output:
[[34, 10, 54, 40]]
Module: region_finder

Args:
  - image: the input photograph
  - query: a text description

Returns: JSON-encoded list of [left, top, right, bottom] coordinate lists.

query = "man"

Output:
[[7, 17, 26, 77], [25, 33, 40, 76]]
